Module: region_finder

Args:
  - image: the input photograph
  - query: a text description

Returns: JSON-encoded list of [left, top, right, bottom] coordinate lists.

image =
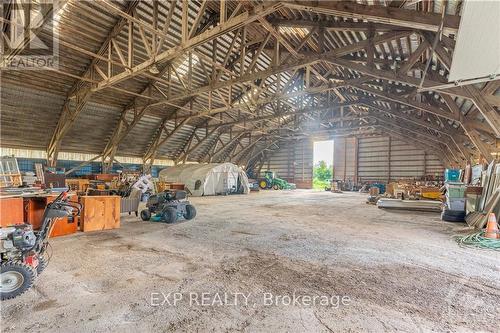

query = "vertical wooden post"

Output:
[[354, 137, 359, 184], [220, 0, 226, 24], [387, 136, 391, 182], [240, 26, 246, 76], [152, 0, 158, 51], [343, 138, 347, 181], [423, 150, 427, 178], [182, 0, 188, 43], [128, 20, 133, 67]]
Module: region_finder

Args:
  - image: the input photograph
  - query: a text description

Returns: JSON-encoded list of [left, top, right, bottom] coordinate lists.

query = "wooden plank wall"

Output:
[[333, 137, 357, 183], [265, 139, 314, 188]]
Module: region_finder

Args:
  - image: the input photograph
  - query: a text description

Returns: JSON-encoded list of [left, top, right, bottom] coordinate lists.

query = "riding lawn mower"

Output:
[[0, 190, 80, 300], [140, 190, 196, 223]]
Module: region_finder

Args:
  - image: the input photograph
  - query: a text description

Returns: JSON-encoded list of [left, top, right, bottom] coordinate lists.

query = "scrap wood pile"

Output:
[[364, 179, 443, 208], [465, 162, 500, 229], [385, 181, 442, 200]]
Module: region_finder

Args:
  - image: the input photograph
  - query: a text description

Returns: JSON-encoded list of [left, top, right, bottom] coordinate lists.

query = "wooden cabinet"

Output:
[[0, 197, 24, 227], [24, 194, 79, 237], [50, 216, 78, 237], [80, 196, 120, 232], [24, 196, 49, 230]]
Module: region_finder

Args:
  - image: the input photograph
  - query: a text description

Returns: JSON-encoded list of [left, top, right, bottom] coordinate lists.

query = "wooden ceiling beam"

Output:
[[350, 83, 457, 121], [175, 127, 219, 163], [284, 1, 460, 34], [268, 18, 412, 32], [441, 93, 494, 160], [92, 2, 283, 92], [463, 85, 500, 137], [363, 110, 469, 162]]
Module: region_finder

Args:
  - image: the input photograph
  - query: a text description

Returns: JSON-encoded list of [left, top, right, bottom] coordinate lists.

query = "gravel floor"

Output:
[[1, 190, 499, 332]]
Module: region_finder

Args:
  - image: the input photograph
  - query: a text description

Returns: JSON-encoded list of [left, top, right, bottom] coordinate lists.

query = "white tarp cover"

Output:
[[158, 163, 250, 196]]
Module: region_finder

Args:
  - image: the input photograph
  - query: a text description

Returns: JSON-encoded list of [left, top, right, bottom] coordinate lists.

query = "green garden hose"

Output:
[[455, 231, 500, 250]]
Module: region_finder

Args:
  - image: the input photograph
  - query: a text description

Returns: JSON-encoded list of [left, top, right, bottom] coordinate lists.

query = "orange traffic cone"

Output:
[[484, 213, 499, 239]]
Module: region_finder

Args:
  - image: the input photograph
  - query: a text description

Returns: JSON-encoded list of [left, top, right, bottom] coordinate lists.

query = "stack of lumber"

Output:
[[466, 161, 500, 229], [377, 198, 442, 212]]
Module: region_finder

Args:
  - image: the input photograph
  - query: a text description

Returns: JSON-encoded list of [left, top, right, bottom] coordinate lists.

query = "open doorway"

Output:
[[313, 140, 334, 190]]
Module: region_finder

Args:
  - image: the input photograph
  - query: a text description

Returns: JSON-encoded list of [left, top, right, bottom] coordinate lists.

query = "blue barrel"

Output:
[[444, 169, 460, 182]]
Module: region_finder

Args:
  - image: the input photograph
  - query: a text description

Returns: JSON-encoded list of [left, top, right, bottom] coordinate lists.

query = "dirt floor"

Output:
[[1, 190, 499, 332]]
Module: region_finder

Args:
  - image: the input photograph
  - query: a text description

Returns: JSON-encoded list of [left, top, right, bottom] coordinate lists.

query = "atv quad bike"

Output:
[[140, 190, 196, 224], [259, 171, 295, 190], [1, 190, 80, 300]]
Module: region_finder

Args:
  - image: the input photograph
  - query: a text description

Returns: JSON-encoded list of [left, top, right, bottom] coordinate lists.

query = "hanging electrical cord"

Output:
[[455, 231, 500, 250]]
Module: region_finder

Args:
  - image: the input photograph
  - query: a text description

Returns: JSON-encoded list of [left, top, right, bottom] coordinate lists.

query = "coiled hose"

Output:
[[455, 231, 500, 250]]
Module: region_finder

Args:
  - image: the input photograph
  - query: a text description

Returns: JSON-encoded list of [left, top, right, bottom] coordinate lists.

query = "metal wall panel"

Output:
[[357, 136, 444, 182], [358, 137, 390, 182]]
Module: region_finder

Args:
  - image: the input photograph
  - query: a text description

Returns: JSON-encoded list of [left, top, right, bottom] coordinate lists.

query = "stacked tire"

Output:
[[441, 209, 466, 223]]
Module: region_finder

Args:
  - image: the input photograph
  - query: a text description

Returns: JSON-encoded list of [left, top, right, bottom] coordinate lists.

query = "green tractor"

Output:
[[259, 171, 295, 190]]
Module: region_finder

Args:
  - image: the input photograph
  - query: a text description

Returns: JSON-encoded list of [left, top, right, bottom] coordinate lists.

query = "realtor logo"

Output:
[[1, 0, 58, 70]]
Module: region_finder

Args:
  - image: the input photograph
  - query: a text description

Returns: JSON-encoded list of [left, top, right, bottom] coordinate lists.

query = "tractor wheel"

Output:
[[259, 180, 269, 189], [183, 204, 197, 220], [140, 209, 151, 221], [1, 263, 35, 300], [162, 207, 177, 223], [36, 255, 48, 275], [273, 184, 280, 190]]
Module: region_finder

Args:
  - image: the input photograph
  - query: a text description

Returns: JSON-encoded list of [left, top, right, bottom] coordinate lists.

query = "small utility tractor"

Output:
[[1, 190, 80, 300], [259, 171, 295, 190], [140, 190, 196, 223]]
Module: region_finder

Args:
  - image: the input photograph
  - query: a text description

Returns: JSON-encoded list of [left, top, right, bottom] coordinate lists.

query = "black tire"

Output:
[[37, 255, 48, 275], [273, 184, 279, 190], [1, 263, 36, 300], [183, 204, 197, 220], [162, 207, 177, 223], [259, 179, 269, 190], [441, 209, 466, 222], [140, 209, 151, 221]]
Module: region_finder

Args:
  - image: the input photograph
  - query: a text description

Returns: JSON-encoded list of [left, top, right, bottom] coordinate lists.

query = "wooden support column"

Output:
[[387, 136, 391, 182]]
